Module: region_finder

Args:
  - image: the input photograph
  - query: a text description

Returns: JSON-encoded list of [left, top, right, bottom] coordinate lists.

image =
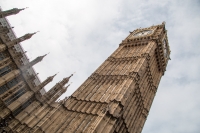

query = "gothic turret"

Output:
[[0, 8, 26, 18], [47, 84, 71, 104], [60, 74, 73, 86], [6, 32, 38, 48], [47, 74, 73, 96], [41, 74, 73, 103], [33, 73, 58, 92], [20, 53, 48, 71]]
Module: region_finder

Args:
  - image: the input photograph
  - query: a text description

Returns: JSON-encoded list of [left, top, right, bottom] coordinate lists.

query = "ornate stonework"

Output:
[[0, 7, 170, 133]]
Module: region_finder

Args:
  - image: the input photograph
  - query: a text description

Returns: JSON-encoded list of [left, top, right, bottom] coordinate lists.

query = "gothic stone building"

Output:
[[0, 7, 170, 133]]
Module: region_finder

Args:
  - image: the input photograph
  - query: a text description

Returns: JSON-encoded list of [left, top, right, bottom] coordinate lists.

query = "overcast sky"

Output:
[[1, 0, 200, 133]]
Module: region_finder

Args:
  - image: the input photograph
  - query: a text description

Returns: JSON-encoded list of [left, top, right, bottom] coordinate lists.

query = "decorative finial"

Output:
[[64, 83, 71, 91], [52, 72, 59, 77], [67, 82, 72, 86], [162, 21, 166, 25], [20, 7, 28, 11], [32, 31, 40, 35], [43, 53, 49, 57], [8, 27, 14, 29]]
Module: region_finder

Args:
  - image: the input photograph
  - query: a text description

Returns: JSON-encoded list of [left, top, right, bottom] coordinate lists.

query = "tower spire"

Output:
[[20, 53, 48, 71], [33, 73, 58, 92], [41, 74, 73, 103], [6, 32, 38, 48], [47, 82, 72, 104], [0, 7, 27, 18], [60, 73, 73, 86]]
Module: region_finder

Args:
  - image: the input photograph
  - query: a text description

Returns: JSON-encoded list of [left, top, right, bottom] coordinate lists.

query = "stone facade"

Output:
[[0, 7, 170, 133]]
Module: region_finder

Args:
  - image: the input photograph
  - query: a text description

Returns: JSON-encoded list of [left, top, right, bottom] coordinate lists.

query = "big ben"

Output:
[[63, 22, 171, 133]]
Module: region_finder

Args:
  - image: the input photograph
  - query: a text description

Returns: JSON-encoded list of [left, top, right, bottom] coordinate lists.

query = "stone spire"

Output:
[[33, 73, 58, 92], [42, 74, 73, 103], [31, 53, 47, 63], [47, 74, 73, 96], [59, 73, 74, 86], [20, 53, 48, 71], [47, 83, 71, 104], [0, 8, 27, 18], [6, 32, 38, 48]]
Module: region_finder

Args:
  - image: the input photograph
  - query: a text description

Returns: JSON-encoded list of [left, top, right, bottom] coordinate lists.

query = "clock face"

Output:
[[133, 30, 152, 37]]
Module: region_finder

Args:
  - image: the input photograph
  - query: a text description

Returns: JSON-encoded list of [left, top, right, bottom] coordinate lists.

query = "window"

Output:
[[0, 52, 5, 61], [0, 78, 18, 95], [0, 66, 12, 77], [12, 97, 33, 116], [7, 78, 18, 88], [4, 88, 26, 106], [0, 84, 9, 94]]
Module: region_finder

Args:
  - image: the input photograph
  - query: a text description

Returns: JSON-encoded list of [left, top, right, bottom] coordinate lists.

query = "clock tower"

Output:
[[60, 22, 170, 133]]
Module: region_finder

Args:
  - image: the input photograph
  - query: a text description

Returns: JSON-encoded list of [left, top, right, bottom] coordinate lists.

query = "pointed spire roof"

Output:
[[12, 7, 28, 13], [60, 73, 74, 86], [52, 72, 59, 78], [23, 31, 39, 40], [36, 53, 49, 62], [20, 53, 48, 71], [1, 7, 28, 17], [48, 72, 58, 80], [33, 72, 57, 92], [6, 31, 39, 48], [45, 73, 57, 82]]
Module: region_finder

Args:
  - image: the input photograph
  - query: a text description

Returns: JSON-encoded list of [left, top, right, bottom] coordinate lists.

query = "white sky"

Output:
[[1, 0, 200, 132]]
